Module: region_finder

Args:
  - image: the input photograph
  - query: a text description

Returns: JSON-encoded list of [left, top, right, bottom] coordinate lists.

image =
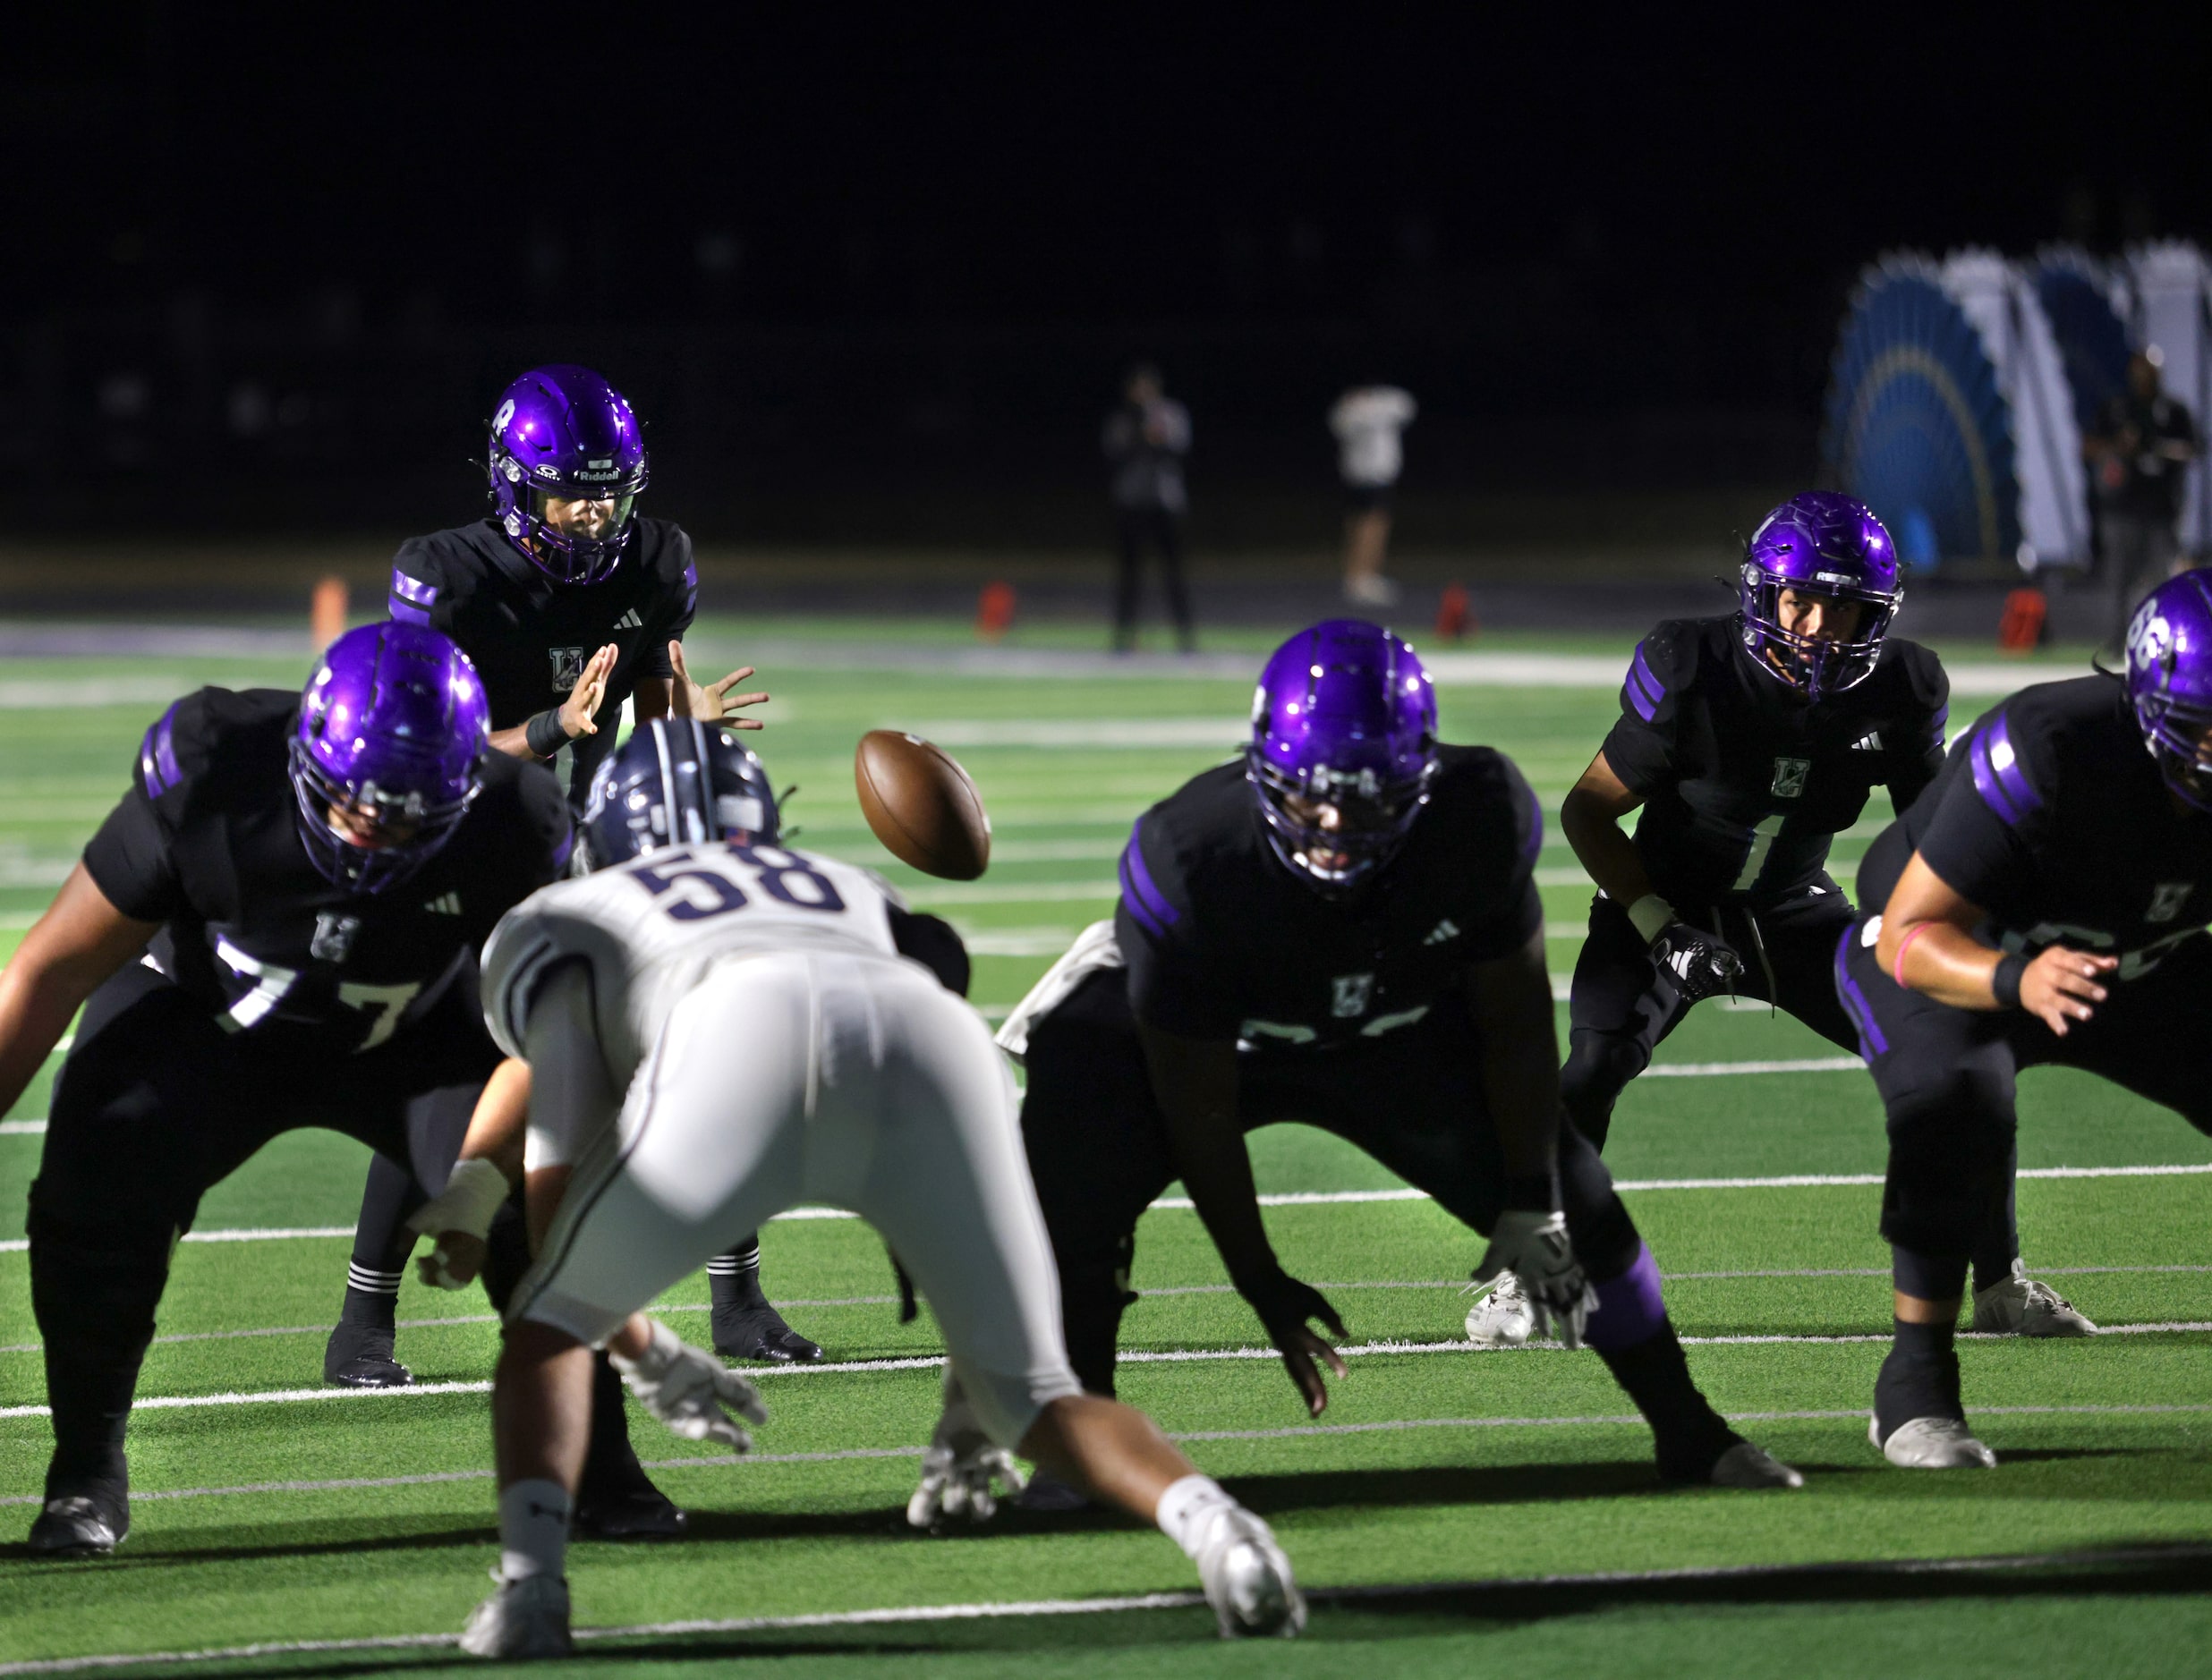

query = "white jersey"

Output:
[[1330, 386, 1416, 487], [481, 841, 906, 1078]]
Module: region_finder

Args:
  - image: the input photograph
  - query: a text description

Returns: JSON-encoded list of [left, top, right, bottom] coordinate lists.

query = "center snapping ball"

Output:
[[855, 730, 991, 880]]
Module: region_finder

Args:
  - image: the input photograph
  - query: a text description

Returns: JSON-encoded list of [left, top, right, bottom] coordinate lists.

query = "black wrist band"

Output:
[[524, 709, 570, 759], [1502, 1172, 1556, 1210], [1991, 954, 2028, 1011]]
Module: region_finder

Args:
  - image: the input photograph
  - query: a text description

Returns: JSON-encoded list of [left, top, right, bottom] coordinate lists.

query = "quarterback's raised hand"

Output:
[[1649, 921, 1744, 1004], [1473, 1211, 1597, 1349], [1244, 1269, 1349, 1418], [556, 643, 618, 741], [667, 641, 770, 730]]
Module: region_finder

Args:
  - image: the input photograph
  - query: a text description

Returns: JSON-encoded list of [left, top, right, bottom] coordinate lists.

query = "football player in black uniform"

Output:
[[1842, 573, 2212, 1467], [977, 621, 1802, 1508], [1476, 496, 2088, 1345], [324, 364, 819, 1396], [4, 625, 582, 1552]]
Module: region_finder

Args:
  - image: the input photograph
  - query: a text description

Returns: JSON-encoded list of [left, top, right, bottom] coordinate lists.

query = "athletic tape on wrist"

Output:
[[524, 708, 570, 759], [1627, 894, 1676, 945], [409, 1156, 510, 1241]]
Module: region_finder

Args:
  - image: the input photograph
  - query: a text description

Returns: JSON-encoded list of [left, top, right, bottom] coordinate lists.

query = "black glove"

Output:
[[1650, 921, 1744, 1003]]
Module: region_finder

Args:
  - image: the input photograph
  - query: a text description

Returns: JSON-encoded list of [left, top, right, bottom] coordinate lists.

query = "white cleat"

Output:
[[1709, 1440, 1806, 1489], [1192, 1506, 1306, 1639], [1971, 1261, 2097, 1337], [460, 1573, 574, 1660], [1871, 1414, 1998, 1470], [1464, 1271, 1538, 1348]]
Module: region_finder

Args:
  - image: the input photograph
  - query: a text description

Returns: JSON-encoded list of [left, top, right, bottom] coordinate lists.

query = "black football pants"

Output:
[[1112, 508, 1194, 651], [1836, 920, 2212, 1285], [1020, 971, 1646, 1398], [1561, 886, 1859, 1151]]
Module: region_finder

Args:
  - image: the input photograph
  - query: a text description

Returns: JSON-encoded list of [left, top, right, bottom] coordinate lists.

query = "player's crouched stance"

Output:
[[970, 622, 1799, 1498], [1842, 573, 2212, 1469], [458, 722, 1302, 1659]]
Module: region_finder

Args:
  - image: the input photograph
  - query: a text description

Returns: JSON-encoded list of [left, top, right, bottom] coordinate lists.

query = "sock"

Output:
[[1153, 1473, 1238, 1559], [707, 1236, 765, 1311], [1583, 1243, 1665, 1351], [498, 1478, 571, 1583], [1595, 1318, 1736, 1479], [1875, 1317, 1962, 1438], [340, 1264, 403, 1329]]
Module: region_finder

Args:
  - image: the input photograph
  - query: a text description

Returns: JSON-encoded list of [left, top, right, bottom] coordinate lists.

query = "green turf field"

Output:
[[2, 618, 2208, 1676]]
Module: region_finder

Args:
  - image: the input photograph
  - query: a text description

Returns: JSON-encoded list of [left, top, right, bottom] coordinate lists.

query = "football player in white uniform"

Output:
[[448, 719, 1303, 1658]]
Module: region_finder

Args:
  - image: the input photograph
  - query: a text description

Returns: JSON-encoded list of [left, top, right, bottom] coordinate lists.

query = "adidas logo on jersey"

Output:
[[1852, 731, 1884, 751], [423, 893, 463, 916], [615, 608, 643, 630], [1424, 918, 1460, 946]]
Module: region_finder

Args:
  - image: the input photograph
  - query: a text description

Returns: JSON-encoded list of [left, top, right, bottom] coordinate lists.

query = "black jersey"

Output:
[[82, 688, 572, 1053], [1857, 675, 2212, 981], [1603, 615, 1949, 907], [387, 517, 699, 805], [1117, 746, 1544, 1048]]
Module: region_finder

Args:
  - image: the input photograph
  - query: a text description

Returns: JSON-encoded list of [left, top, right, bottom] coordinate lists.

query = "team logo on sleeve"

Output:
[[1330, 972, 1375, 1016], [311, 913, 361, 963], [548, 647, 587, 693], [2147, 883, 2194, 923], [1770, 757, 1811, 797]]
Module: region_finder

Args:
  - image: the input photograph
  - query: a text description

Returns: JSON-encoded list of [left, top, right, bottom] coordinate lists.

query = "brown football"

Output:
[[855, 730, 991, 880]]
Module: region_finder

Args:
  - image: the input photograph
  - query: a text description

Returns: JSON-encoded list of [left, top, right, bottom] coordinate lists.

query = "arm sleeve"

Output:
[[1460, 760, 1546, 962], [889, 906, 971, 997], [1886, 649, 1953, 814], [81, 699, 191, 922], [520, 957, 623, 1171], [387, 542, 453, 631], [1597, 627, 1694, 796], [1116, 813, 1238, 1039], [1910, 703, 2046, 913]]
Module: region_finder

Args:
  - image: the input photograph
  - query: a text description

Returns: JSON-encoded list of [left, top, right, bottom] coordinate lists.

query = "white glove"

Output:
[[1472, 1209, 1597, 1350], [608, 1319, 769, 1452], [405, 1158, 512, 1291], [906, 1373, 1027, 1529]]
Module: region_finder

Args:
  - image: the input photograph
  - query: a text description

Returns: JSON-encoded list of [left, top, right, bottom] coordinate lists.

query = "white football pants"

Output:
[[513, 949, 1084, 1447]]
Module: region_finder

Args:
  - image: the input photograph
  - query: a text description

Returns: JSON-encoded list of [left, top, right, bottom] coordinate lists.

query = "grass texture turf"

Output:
[[1, 617, 2208, 1675]]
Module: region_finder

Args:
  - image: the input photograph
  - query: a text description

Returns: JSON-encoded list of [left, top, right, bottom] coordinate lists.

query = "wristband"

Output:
[[1991, 953, 2028, 1011], [524, 708, 571, 759], [405, 1156, 511, 1242], [1626, 894, 1676, 945], [1891, 922, 1933, 989]]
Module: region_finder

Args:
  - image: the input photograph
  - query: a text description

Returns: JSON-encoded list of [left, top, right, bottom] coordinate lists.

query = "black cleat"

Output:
[[323, 1319, 414, 1388], [712, 1301, 823, 1363], [574, 1474, 687, 1540], [29, 1479, 129, 1555]]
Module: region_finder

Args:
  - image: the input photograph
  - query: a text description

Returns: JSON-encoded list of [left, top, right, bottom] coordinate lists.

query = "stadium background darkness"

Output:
[[5, 9, 2210, 551]]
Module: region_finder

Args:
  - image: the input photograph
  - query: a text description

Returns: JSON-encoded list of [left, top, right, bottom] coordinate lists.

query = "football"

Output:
[[854, 729, 991, 880]]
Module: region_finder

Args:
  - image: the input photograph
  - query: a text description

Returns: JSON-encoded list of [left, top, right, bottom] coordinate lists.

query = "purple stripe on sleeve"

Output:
[[1987, 712, 2041, 815], [140, 701, 183, 797], [389, 569, 439, 608], [1630, 644, 1665, 705], [1625, 681, 1658, 725], [1118, 850, 1166, 941], [682, 562, 699, 591], [1120, 819, 1180, 928], [1968, 727, 2021, 826], [1833, 924, 1888, 1059], [1928, 704, 1950, 737], [549, 827, 574, 875]]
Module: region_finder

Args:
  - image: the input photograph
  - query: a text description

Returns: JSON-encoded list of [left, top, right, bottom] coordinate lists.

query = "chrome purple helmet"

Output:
[[578, 717, 780, 873], [290, 623, 492, 893], [1246, 619, 1438, 894], [2125, 571, 2212, 812], [487, 364, 649, 586], [1739, 492, 1902, 700]]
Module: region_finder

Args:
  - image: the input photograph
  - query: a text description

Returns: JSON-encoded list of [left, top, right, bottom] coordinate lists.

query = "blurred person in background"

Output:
[[1331, 386, 1416, 607], [2086, 348, 2199, 649], [1103, 364, 1195, 653]]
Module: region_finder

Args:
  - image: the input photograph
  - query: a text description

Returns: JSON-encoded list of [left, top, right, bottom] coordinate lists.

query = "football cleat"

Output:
[[1971, 1262, 2097, 1337], [1016, 1472, 1093, 1513], [1191, 1506, 1306, 1639], [711, 1302, 824, 1363], [460, 1572, 574, 1660], [573, 1459, 686, 1540], [1464, 1271, 1539, 1348], [1871, 1413, 1998, 1469], [323, 1319, 414, 1389], [27, 1483, 130, 1555], [1708, 1440, 1806, 1489]]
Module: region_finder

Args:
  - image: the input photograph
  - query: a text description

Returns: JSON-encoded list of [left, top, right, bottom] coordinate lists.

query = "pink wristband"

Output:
[[1892, 922, 1932, 989]]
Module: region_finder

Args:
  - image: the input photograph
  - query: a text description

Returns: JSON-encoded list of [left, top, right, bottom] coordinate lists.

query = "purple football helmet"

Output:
[[289, 623, 492, 893], [1246, 619, 1438, 894], [1739, 492, 1902, 700], [2125, 571, 2212, 811], [487, 364, 649, 586]]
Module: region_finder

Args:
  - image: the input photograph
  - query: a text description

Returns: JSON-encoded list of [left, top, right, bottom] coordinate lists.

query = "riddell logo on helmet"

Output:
[[1311, 766, 1382, 799]]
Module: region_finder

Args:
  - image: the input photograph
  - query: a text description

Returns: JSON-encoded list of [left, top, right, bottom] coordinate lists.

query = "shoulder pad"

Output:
[[1958, 702, 2047, 827], [1118, 810, 1190, 943], [1621, 619, 1706, 724]]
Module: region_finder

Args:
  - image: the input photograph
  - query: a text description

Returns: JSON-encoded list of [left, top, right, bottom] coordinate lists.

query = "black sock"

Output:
[[1970, 1178, 2021, 1297], [576, 1350, 648, 1500], [339, 1265, 403, 1331], [708, 1235, 766, 1311], [1595, 1317, 1737, 1480], [342, 1151, 423, 1327], [1875, 1317, 1962, 1438]]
